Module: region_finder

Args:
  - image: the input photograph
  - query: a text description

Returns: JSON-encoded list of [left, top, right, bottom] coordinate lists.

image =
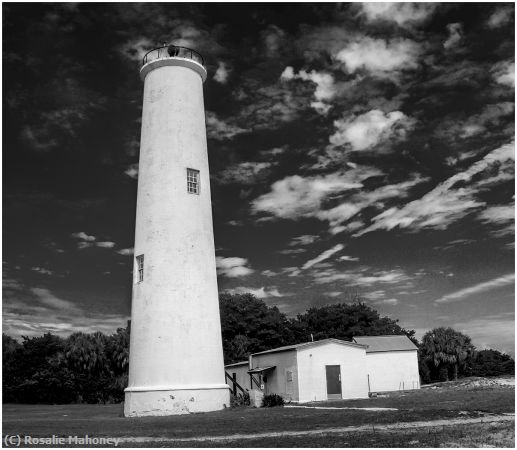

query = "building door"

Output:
[[325, 365, 342, 400]]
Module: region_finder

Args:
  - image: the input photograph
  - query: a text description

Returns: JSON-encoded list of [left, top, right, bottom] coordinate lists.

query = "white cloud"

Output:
[[330, 109, 415, 151], [281, 67, 336, 114], [31, 267, 53, 275], [452, 312, 515, 355], [252, 167, 379, 220], [435, 274, 515, 304], [216, 256, 254, 277], [71, 231, 96, 242], [338, 255, 359, 262], [3, 285, 128, 339], [205, 111, 249, 140], [217, 162, 272, 185], [96, 241, 116, 249], [124, 163, 139, 179], [116, 247, 134, 256], [289, 234, 319, 247], [71, 231, 116, 250], [491, 60, 515, 87], [487, 6, 513, 28], [443, 23, 463, 49], [459, 102, 514, 138], [30, 288, 81, 312], [317, 175, 427, 234], [213, 61, 230, 84], [301, 244, 344, 270], [335, 37, 421, 79], [120, 37, 153, 62], [357, 141, 515, 236], [311, 267, 412, 286], [478, 204, 515, 237], [226, 286, 292, 299], [359, 3, 438, 28]]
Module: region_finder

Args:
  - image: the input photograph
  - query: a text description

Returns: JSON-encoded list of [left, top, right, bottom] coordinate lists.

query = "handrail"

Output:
[[225, 371, 247, 396], [142, 44, 204, 67]]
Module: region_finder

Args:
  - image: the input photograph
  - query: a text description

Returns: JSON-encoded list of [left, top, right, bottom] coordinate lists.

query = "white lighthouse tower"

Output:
[[124, 44, 229, 416]]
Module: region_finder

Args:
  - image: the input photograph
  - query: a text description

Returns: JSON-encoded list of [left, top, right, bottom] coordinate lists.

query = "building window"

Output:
[[136, 255, 144, 283], [187, 168, 200, 194], [286, 370, 293, 382]]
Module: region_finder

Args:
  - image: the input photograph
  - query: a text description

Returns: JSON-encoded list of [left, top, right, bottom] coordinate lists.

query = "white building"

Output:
[[125, 45, 229, 417], [226, 338, 369, 403], [353, 335, 420, 392], [225, 335, 419, 403]]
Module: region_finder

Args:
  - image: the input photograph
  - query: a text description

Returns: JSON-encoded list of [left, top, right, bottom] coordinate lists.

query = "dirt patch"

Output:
[[423, 376, 515, 390], [118, 414, 515, 444]]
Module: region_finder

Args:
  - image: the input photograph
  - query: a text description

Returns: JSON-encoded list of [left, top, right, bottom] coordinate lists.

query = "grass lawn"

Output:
[[2, 379, 514, 447]]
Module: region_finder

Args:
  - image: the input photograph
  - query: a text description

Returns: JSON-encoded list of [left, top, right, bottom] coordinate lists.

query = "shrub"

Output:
[[261, 393, 284, 407], [230, 392, 250, 407]]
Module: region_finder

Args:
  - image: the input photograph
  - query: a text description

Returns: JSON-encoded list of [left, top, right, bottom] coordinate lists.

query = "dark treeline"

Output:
[[3, 293, 514, 404]]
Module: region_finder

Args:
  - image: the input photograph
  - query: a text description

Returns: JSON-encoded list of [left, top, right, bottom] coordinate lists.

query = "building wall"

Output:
[[225, 363, 250, 392], [252, 351, 299, 402], [297, 343, 368, 402], [366, 350, 420, 392]]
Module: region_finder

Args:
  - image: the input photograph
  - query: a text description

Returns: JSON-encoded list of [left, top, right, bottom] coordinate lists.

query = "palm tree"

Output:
[[420, 327, 475, 381]]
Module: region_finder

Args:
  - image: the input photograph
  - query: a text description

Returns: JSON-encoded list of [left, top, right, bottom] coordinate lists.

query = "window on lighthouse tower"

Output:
[[187, 168, 200, 194], [136, 255, 144, 283]]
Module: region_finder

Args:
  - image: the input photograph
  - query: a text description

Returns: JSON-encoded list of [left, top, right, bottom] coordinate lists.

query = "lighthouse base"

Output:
[[123, 384, 230, 417]]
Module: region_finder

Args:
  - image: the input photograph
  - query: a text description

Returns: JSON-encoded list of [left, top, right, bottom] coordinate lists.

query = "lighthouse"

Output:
[[124, 45, 229, 416]]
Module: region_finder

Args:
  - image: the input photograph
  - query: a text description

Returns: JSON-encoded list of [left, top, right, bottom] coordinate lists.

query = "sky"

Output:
[[3, 3, 515, 355]]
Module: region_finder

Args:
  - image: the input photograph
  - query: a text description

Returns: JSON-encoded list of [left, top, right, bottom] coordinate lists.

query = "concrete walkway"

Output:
[[118, 413, 515, 444]]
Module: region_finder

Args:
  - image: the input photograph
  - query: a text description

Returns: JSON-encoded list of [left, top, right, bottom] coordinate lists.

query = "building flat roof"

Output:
[[352, 335, 418, 353], [251, 338, 367, 357]]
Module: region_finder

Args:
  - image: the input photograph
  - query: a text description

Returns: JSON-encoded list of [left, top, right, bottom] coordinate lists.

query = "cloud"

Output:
[[301, 244, 344, 270], [124, 163, 139, 179], [329, 109, 415, 151], [316, 175, 427, 234], [216, 162, 272, 185], [338, 255, 359, 262], [213, 61, 230, 84], [116, 247, 134, 256], [226, 286, 292, 299], [311, 267, 413, 286], [487, 6, 513, 29], [281, 67, 336, 114], [335, 37, 421, 79], [288, 234, 319, 247], [30, 288, 80, 311], [252, 168, 377, 220], [216, 256, 254, 277], [205, 111, 249, 140], [443, 23, 463, 49], [96, 241, 116, 249], [435, 274, 515, 304], [478, 204, 515, 238], [119, 37, 153, 62], [356, 141, 515, 236], [359, 3, 438, 28], [491, 60, 514, 87], [31, 267, 53, 275], [3, 283, 128, 339], [71, 231, 96, 242], [452, 312, 515, 355], [71, 231, 116, 250]]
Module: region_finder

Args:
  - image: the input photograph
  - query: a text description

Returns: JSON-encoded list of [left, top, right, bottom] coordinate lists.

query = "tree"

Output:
[[219, 293, 294, 363], [420, 327, 475, 381], [469, 349, 515, 377], [291, 301, 417, 344]]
